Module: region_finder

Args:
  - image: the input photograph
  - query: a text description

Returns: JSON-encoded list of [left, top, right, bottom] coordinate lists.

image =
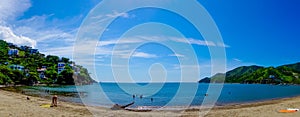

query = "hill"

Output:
[[0, 40, 96, 85], [281, 62, 300, 72], [199, 63, 300, 84]]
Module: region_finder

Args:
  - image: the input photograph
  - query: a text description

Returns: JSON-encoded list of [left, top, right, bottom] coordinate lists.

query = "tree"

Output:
[[10, 70, 24, 85], [0, 72, 12, 85], [45, 68, 58, 81], [0, 40, 95, 85], [61, 57, 70, 63], [26, 72, 39, 85], [57, 66, 74, 85], [46, 55, 59, 64]]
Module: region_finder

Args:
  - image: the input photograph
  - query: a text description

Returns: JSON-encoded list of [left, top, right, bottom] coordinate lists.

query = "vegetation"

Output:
[[199, 63, 300, 84], [0, 40, 96, 85]]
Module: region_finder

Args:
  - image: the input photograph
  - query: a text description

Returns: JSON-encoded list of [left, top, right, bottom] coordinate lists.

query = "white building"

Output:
[[37, 66, 47, 79], [9, 65, 24, 71], [8, 49, 19, 56], [20, 46, 32, 51], [58, 62, 65, 74], [30, 49, 38, 54]]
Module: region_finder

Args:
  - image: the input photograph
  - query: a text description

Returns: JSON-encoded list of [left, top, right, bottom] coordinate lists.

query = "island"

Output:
[[199, 63, 300, 84], [0, 40, 96, 86]]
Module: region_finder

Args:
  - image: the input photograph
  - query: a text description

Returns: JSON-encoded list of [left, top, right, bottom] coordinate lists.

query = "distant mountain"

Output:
[[198, 77, 211, 83], [281, 62, 300, 72], [225, 65, 263, 83], [199, 63, 300, 84]]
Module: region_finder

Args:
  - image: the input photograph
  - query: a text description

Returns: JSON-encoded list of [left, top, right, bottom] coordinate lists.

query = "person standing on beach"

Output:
[[51, 95, 58, 107]]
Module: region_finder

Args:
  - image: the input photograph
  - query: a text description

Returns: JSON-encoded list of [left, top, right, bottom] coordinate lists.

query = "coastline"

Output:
[[1, 89, 300, 117]]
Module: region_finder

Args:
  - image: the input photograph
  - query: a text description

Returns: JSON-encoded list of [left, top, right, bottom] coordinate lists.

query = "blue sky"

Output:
[[0, 0, 299, 82]]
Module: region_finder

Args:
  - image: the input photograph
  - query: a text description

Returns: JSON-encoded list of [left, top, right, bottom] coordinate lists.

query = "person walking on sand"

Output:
[[51, 95, 58, 107]]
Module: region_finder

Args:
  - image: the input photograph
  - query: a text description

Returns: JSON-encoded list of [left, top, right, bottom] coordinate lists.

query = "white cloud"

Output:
[[132, 52, 158, 58], [106, 11, 130, 18], [217, 42, 230, 48], [0, 0, 37, 48], [0, 0, 31, 23], [168, 53, 185, 58], [98, 36, 229, 48], [0, 26, 36, 48], [0, 0, 81, 54], [233, 58, 242, 62], [172, 64, 200, 70], [43, 46, 74, 58], [98, 38, 144, 46], [94, 36, 229, 60]]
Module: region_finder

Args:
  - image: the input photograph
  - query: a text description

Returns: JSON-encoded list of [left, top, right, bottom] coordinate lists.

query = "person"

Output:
[[150, 98, 153, 102], [140, 95, 143, 99], [51, 95, 58, 107], [132, 94, 135, 99]]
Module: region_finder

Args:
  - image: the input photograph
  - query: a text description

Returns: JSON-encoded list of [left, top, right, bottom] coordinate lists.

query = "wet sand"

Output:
[[1, 89, 300, 117]]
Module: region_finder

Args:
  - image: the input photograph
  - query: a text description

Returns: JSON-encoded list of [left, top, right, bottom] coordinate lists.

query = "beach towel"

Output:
[[279, 109, 298, 113]]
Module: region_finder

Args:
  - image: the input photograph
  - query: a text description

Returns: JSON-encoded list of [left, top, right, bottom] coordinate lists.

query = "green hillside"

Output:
[[199, 63, 300, 84], [225, 65, 263, 83], [281, 62, 300, 72], [0, 40, 96, 85]]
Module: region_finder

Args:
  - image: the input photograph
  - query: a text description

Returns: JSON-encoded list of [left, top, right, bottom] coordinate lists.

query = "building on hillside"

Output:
[[20, 46, 32, 51], [9, 65, 24, 71], [269, 75, 275, 79], [29, 49, 39, 54], [37, 66, 47, 79], [8, 49, 19, 56], [24, 69, 30, 77], [58, 62, 65, 74]]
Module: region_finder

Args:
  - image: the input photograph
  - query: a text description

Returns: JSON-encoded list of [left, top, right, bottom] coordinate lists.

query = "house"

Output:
[[29, 49, 38, 54], [269, 75, 275, 79], [37, 67, 47, 79], [8, 49, 19, 56], [58, 62, 65, 74], [9, 65, 24, 71], [24, 69, 30, 77], [20, 46, 32, 51]]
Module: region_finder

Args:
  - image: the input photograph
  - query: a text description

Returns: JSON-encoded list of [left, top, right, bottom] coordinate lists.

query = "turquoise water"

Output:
[[21, 83, 300, 107]]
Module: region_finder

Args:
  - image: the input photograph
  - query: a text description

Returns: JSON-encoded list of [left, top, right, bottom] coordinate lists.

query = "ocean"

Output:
[[18, 83, 300, 108]]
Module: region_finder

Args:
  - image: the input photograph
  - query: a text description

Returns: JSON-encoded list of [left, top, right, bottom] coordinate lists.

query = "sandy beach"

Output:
[[1, 89, 300, 117]]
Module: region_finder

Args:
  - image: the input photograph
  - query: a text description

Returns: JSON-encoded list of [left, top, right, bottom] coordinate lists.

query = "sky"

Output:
[[0, 0, 299, 82]]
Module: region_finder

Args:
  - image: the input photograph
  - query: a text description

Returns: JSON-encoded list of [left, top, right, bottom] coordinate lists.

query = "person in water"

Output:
[[51, 95, 58, 107]]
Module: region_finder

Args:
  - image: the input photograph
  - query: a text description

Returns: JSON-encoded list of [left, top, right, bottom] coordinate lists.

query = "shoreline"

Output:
[[1, 89, 300, 116], [2, 84, 300, 111]]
